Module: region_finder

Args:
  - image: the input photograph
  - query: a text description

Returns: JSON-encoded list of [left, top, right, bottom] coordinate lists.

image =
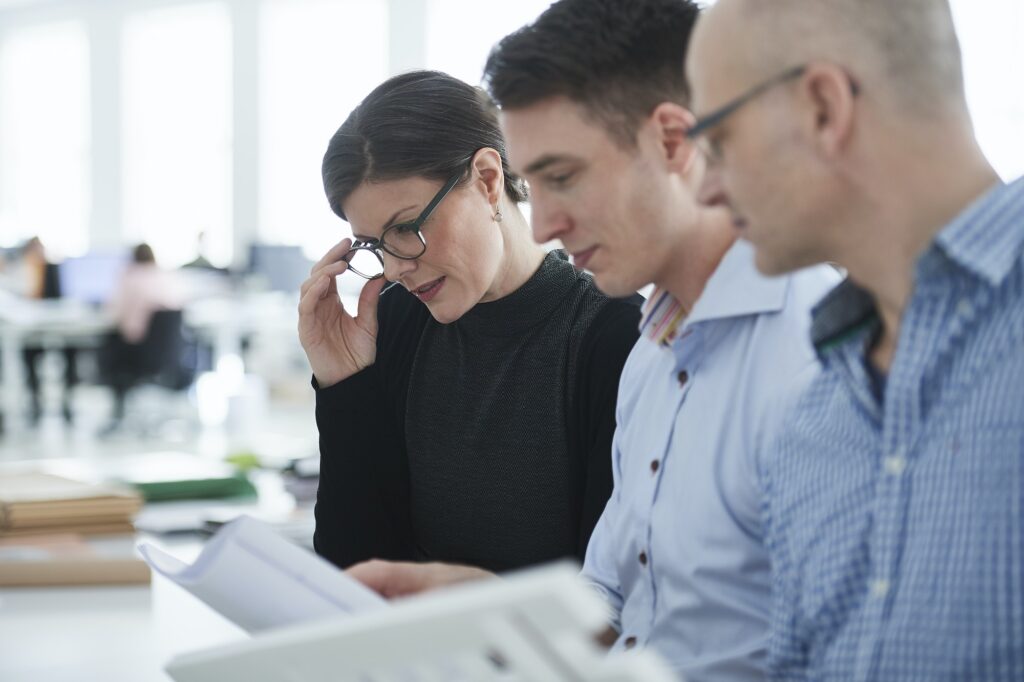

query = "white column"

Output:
[[87, 1, 123, 251], [230, 0, 260, 268]]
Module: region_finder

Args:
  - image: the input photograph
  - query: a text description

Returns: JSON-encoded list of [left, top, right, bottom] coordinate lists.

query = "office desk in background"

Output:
[[0, 291, 304, 435], [0, 296, 114, 434], [184, 291, 299, 369]]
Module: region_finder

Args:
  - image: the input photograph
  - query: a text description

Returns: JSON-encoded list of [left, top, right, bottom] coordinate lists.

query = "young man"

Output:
[[688, 0, 1024, 677], [349, 1, 837, 678]]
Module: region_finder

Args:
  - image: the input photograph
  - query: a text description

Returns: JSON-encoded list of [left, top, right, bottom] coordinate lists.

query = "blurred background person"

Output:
[[2, 236, 49, 299], [98, 243, 185, 434], [0, 237, 78, 424], [107, 244, 184, 344]]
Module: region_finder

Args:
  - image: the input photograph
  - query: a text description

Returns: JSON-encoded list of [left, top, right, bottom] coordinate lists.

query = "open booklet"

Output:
[[164, 561, 682, 682], [138, 515, 387, 633]]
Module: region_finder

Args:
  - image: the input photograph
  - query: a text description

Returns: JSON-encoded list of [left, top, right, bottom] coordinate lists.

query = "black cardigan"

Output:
[[313, 252, 641, 572]]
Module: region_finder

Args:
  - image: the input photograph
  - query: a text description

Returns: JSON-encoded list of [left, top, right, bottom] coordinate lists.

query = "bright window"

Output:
[[425, 0, 553, 86], [259, 0, 388, 261], [122, 3, 232, 266], [0, 22, 90, 256], [951, 0, 1024, 181]]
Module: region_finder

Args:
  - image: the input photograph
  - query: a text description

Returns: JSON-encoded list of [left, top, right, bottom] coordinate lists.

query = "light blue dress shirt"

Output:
[[581, 240, 839, 681], [766, 177, 1024, 681]]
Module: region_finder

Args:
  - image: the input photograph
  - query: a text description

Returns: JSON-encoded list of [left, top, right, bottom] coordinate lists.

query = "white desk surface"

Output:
[[0, 459, 306, 681], [0, 538, 247, 682]]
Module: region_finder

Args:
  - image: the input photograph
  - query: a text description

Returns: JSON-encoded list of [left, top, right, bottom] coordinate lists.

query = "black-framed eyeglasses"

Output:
[[342, 169, 463, 280], [686, 65, 807, 162]]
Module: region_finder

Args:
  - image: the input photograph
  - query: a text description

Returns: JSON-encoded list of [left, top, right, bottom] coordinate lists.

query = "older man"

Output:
[[688, 0, 1024, 678]]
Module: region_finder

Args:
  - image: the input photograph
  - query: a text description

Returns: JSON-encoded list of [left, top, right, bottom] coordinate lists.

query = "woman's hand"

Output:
[[347, 559, 497, 599], [298, 238, 388, 387]]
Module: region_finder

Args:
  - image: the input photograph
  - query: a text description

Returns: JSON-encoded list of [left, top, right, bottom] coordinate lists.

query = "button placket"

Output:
[[858, 439, 912, 677], [955, 297, 974, 319]]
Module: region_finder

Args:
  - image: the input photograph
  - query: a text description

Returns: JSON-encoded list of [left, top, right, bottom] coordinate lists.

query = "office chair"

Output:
[[100, 309, 197, 435]]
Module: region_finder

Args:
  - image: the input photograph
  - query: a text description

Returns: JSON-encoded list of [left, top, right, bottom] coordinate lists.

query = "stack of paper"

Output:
[[0, 471, 142, 537], [0, 471, 148, 586], [0, 533, 150, 586]]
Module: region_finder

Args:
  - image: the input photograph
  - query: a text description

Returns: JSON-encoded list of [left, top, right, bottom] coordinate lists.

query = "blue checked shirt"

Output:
[[765, 176, 1024, 680], [582, 240, 838, 681]]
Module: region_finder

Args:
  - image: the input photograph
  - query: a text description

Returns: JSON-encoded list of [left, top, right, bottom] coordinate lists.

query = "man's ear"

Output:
[[650, 102, 700, 175], [469, 147, 506, 206], [798, 62, 857, 159]]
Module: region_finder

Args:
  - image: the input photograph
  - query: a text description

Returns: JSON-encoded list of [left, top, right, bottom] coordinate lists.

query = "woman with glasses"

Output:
[[299, 70, 641, 574]]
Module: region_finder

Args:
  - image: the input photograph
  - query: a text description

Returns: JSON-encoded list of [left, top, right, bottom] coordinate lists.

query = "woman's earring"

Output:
[[493, 206, 503, 223]]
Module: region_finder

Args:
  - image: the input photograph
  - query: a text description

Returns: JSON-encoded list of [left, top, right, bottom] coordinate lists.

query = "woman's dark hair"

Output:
[[132, 243, 155, 264], [322, 70, 528, 221]]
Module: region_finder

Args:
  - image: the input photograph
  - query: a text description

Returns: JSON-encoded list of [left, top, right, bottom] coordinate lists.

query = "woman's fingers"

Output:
[[301, 259, 350, 299], [298, 274, 336, 319], [311, 237, 353, 274], [355, 277, 388, 336]]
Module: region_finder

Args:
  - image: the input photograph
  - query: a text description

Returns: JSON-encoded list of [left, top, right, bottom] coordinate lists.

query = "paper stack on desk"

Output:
[[0, 471, 148, 586], [0, 471, 142, 537], [0, 533, 150, 586], [138, 515, 386, 633]]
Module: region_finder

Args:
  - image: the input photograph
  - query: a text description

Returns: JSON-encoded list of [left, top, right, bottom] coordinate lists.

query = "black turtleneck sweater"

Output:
[[313, 251, 641, 573]]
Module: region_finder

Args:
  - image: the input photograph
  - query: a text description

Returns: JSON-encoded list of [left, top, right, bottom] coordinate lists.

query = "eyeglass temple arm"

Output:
[[415, 171, 463, 223], [686, 65, 807, 139]]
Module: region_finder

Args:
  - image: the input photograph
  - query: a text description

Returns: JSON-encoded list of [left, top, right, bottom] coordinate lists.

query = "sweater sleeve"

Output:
[[572, 296, 642, 558], [312, 289, 425, 569]]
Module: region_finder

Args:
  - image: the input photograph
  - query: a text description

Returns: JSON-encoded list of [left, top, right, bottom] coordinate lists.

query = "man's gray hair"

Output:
[[742, 0, 966, 116]]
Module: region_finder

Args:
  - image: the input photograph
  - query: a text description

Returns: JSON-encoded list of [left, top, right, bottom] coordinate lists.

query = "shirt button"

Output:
[[623, 636, 638, 650], [638, 551, 648, 566], [956, 298, 974, 318], [883, 456, 907, 476], [677, 370, 689, 387], [650, 459, 660, 473], [871, 578, 891, 598]]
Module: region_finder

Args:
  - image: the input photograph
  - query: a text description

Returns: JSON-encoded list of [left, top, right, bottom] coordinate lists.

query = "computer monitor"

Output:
[[58, 252, 129, 305], [0, 246, 20, 266], [248, 244, 312, 293]]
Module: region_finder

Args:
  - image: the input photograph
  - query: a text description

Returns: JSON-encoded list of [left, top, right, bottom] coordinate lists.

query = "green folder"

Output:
[[111, 452, 258, 502], [131, 474, 257, 502]]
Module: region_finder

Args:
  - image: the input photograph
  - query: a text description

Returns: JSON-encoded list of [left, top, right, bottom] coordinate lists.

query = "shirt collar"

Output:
[[810, 175, 1024, 356], [639, 239, 790, 347], [809, 277, 878, 356], [930, 175, 1024, 288]]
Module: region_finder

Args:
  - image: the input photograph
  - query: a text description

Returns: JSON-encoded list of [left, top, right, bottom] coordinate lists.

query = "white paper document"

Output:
[[138, 515, 387, 633], [165, 562, 681, 682]]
